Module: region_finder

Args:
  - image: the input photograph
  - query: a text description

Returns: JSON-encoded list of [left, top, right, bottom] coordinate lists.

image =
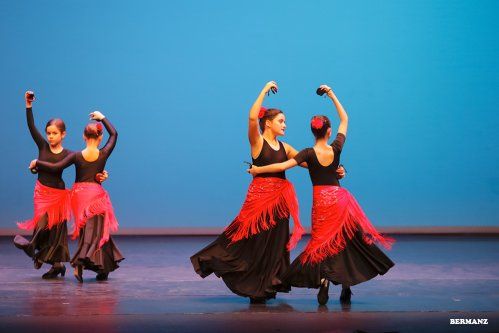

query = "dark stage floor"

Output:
[[1, 235, 498, 333]]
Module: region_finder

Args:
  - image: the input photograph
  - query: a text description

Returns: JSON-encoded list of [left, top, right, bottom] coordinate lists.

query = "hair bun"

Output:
[[311, 117, 324, 129], [84, 122, 104, 139], [96, 123, 103, 133]]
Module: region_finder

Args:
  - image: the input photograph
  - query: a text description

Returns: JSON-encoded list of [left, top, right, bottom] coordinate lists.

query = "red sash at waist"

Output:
[[225, 177, 304, 251], [17, 181, 71, 230]]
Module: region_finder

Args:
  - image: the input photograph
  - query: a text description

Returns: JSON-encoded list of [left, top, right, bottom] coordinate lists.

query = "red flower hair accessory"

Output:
[[96, 123, 103, 132], [258, 107, 267, 119], [311, 117, 324, 129]]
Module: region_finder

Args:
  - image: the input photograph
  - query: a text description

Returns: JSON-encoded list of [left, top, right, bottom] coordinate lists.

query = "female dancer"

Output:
[[249, 85, 394, 305], [31, 111, 123, 282], [15, 91, 107, 279], [190, 81, 309, 303]]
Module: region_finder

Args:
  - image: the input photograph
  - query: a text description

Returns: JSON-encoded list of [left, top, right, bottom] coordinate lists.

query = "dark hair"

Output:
[[45, 118, 66, 133], [258, 108, 284, 132], [84, 122, 103, 139], [310, 115, 331, 139]]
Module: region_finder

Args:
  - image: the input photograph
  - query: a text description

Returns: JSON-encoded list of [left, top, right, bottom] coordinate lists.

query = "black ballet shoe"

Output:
[[317, 279, 330, 305], [340, 287, 352, 304], [13, 235, 34, 258], [42, 265, 66, 279], [74, 265, 83, 283], [96, 272, 109, 281], [249, 297, 266, 304]]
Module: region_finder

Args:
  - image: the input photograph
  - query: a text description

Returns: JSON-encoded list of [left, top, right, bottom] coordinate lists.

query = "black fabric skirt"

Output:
[[15, 214, 70, 265], [284, 231, 394, 289], [71, 215, 124, 273], [191, 215, 291, 300]]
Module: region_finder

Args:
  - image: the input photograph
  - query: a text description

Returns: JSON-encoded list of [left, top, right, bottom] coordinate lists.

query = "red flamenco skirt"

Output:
[[284, 186, 395, 288], [191, 177, 303, 300], [14, 181, 71, 265], [70, 183, 124, 273]]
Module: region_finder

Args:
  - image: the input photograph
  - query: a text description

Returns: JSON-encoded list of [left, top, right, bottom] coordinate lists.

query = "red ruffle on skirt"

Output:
[[224, 177, 304, 251], [301, 186, 394, 264], [71, 182, 118, 248], [17, 181, 71, 230]]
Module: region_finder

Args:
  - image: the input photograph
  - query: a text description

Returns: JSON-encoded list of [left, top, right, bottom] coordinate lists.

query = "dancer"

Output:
[[190, 81, 310, 303], [31, 111, 123, 282], [248, 84, 394, 305], [14, 91, 107, 279]]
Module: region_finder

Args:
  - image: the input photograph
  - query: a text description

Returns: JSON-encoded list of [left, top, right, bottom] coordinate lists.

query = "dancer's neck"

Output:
[[262, 132, 278, 146]]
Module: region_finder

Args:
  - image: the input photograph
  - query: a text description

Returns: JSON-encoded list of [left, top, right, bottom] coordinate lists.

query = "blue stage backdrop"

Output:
[[1, 0, 498, 229]]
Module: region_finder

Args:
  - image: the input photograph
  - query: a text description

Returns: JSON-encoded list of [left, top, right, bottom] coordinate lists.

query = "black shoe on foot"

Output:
[[42, 265, 66, 279], [96, 272, 109, 281], [33, 259, 43, 270], [340, 287, 352, 303], [74, 265, 83, 283], [317, 279, 330, 305]]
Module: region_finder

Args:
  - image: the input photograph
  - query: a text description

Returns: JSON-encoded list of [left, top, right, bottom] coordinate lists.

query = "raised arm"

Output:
[[319, 85, 348, 137], [25, 91, 46, 149], [32, 152, 76, 172], [90, 111, 117, 155], [248, 81, 277, 148]]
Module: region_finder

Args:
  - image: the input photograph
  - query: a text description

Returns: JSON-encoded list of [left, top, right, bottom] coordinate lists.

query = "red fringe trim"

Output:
[[17, 181, 71, 230], [224, 177, 304, 251], [301, 186, 394, 264], [71, 182, 118, 248]]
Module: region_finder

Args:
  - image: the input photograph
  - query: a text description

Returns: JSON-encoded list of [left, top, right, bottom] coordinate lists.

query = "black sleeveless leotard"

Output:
[[252, 139, 288, 179]]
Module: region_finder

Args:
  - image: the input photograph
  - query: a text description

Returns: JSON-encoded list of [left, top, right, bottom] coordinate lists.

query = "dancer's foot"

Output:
[[96, 272, 109, 281], [74, 265, 83, 283], [13, 235, 34, 257], [340, 287, 352, 304], [42, 264, 66, 279], [317, 278, 330, 305]]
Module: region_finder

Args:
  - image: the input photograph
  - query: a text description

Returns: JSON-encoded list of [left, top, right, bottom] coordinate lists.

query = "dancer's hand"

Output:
[[89, 111, 105, 121], [318, 84, 333, 97], [29, 159, 37, 170], [336, 165, 346, 179], [25, 91, 35, 108], [95, 170, 109, 183], [263, 81, 278, 95], [247, 165, 260, 176]]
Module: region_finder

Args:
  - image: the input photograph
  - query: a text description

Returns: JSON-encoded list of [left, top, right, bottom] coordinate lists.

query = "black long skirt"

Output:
[[14, 214, 70, 265], [284, 231, 394, 289], [190, 215, 291, 300], [71, 215, 124, 273]]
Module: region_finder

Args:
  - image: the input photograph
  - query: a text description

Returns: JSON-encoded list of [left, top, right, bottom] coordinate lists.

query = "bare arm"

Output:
[[249, 81, 278, 155], [320, 85, 348, 137], [248, 159, 298, 175], [283, 142, 308, 168]]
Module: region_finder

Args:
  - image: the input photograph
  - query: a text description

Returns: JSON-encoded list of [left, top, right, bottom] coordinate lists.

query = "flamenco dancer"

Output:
[[31, 111, 124, 282], [14, 91, 107, 279], [249, 84, 394, 305], [190, 81, 310, 304]]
